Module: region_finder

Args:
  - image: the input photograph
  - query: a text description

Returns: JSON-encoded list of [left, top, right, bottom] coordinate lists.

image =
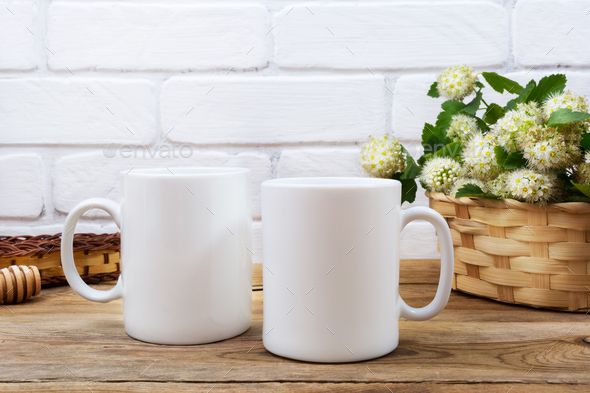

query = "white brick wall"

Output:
[[0, 2, 38, 70], [1, 0, 588, 262], [275, 3, 509, 69], [514, 0, 590, 67], [0, 154, 43, 218], [161, 76, 387, 144], [47, 4, 270, 71], [0, 78, 156, 144]]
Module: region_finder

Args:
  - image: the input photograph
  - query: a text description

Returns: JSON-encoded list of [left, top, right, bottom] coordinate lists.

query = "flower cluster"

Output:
[[543, 90, 589, 118], [420, 66, 590, 204], [360, 66, 590, 205], [420, 157, 466, 193], [448, 114, 478, 142], [487, 172, 510, 198], [506, 170, 554, 203], [436, 65, 477, 101], [461, 132, 500, 180], [359, 135, 405, 178], [491, 102, 544, 153]]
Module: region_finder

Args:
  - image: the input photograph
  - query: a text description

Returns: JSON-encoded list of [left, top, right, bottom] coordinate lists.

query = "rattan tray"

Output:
[[0, 233, 120, 288]]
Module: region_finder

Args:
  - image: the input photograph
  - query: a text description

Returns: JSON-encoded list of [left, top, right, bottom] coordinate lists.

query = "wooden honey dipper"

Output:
[[1, 265, 41, 304]]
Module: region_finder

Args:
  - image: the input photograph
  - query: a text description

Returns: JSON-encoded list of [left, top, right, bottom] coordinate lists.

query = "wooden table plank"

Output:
[[0, 382, 588, 392], [1, 260, 588, 389]]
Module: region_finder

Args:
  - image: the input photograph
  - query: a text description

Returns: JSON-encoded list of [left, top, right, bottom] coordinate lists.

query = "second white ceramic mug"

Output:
[[61, 167, 253, 345], [261, 177, 454, 362]]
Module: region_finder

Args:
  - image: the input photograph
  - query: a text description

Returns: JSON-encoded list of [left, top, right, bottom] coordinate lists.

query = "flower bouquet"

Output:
[[359, 65, 590, 311]]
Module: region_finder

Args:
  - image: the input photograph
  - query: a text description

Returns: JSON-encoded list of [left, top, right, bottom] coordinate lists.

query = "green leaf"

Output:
[[400, 145, 421, 180], [581, 133, 590, 151], [392, 173, 417, 204], [495, 146, 526, 169], [441, 100, 465, 112], [427, 81, 440, 98], [525, 74, 567, 104], [474, 81, 485, 89], [461, 92, 483, 115], [483, 103, 505, 125], [571, 181, 590, 198], [504, 151, 527, 169], [454, 184, 499, 199], [480, 72, 524, 95], [546, 108, 590, 127], [505, 99, 516, 112], [421, 123, 450, 157], [417, 153, 431, 167], [494, 146, 509, 167], [475, 116, 490, 132], [564, 195, 590, 203], [506, 80, 536, 111], [434, 141, 463, 160]]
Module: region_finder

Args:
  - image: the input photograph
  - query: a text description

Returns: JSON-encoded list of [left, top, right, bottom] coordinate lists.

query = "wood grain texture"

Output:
[[0, 382, 589, 392], [0, 260, 588, 392]]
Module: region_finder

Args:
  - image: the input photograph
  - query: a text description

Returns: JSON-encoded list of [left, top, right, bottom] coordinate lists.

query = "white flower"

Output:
[[436, 65, 477, 101], [487, 172, 510, 198], [506, 169, 553, 203], [420, 157, 466, 194], [543, 90, 589, 117], [585, 151, 590, 164], [522, 136, 568, 172], [448, 114, 478, 142], [449, 177, 488, 198], [461, 131, 500, 179], [359, 135, 405, 178], [491, 102, 544, 152]]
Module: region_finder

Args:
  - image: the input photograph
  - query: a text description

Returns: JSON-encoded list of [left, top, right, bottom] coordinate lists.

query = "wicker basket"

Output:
[[0, 233, 120, 288], [427, 192, 590, 312]]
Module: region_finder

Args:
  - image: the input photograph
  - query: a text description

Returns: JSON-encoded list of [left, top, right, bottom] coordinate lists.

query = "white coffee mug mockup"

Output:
[[261, 177, 453, 362], [61, 167, 253, 345]]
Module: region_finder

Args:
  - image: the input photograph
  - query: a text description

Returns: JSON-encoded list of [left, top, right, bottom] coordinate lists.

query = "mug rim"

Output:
[[121, 167, 250, 177], [262, 177, 401, 189]]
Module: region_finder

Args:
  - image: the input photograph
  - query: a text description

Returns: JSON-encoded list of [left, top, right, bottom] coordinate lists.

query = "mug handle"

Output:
[[61, 198, 123, 303], [399, 206, 454, 321]]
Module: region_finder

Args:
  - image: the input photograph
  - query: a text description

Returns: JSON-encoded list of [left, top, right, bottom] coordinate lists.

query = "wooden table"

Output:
[[1, 260, 589, 392]]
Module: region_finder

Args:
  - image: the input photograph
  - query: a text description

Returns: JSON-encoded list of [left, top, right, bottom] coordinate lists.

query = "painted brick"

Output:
[[514, 0, 590, 67], [0, 2, 38, 70], [52, 151, 271, 219], [161, 76, 387, 144], [0, 154, 43, 218], [400, 221, 440, 260], [392, 75, 444, 142], [47, 4, 269, 71], [0, 78, 156, 145], [275, 3, 508, 69], [276, 148, 363, 178]]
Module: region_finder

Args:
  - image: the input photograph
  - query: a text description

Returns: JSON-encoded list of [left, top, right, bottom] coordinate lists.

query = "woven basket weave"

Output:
[[0, 233, 120, 288], [427, 192, 590, 312]]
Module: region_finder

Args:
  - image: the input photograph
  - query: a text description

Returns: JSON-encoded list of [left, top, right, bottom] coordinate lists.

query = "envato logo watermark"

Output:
[[103, 143, 193, 159], [400, 141, 463, 159]]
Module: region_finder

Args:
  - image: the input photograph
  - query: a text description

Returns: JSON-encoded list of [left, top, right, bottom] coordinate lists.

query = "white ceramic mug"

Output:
[[61, 167, 253, 345], [261, 177, 453, 362]]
